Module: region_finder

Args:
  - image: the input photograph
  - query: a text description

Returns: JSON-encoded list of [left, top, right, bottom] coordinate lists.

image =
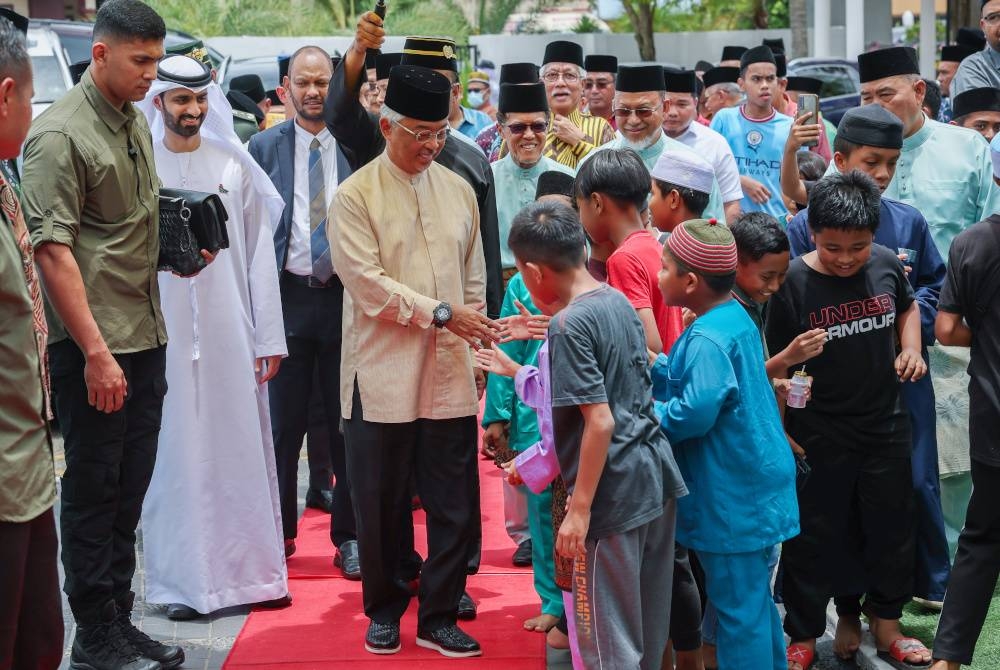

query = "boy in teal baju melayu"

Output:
[[482, 273, 562, 632]]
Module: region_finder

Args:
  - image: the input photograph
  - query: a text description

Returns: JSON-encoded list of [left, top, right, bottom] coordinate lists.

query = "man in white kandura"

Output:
[[137, 55, 291, 620]]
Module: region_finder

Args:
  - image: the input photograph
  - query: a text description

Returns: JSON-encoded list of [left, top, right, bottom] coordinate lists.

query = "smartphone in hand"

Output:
[[797, 93, 820, 147]]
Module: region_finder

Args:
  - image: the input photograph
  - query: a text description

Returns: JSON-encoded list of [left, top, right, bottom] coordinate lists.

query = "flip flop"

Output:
[[877, 637, 933, 669], [787, 643, 815, 670]]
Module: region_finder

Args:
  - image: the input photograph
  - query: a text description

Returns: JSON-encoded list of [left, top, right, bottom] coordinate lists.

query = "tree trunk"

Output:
[[790, 0, 808, 58], [621, 0, 656, 61], [950, 0, 977, 41], [752, 0, 769, 29]]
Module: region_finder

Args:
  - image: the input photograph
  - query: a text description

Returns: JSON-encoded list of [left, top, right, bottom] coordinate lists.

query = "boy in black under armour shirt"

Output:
[[765, 170, 931, 669]]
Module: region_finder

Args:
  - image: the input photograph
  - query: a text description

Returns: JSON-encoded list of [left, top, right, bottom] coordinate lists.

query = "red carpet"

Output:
[[223, 456, 546, 668]]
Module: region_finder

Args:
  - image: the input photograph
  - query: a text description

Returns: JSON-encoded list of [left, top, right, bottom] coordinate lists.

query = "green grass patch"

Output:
[[900, 584, 1000, 668]]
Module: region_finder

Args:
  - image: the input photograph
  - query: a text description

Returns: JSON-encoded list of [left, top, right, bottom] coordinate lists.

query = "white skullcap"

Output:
[[650, 150, 715, 195]]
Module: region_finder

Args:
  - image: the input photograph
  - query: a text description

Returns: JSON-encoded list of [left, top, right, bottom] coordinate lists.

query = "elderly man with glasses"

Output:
[[581, 65, 730, 223], [541, 40, 614, 168], [330, 62, 497, 659]]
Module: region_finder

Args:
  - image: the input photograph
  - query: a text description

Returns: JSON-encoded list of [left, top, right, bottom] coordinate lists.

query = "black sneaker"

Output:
[[365, 620, 401, 655], [116, 612, 185, 669], [416, 624, 482, 658], [70, 603, 162, 670]]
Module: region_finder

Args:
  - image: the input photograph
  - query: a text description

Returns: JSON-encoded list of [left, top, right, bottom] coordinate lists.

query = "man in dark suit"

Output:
[[248, 44, 359, 579]]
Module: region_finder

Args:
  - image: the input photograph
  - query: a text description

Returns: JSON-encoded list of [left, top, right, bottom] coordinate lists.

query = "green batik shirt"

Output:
[[0, 181, 56, 522], [22, 69, 165, 353]]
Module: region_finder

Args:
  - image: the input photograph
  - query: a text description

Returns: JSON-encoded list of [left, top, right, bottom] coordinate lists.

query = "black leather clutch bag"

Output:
[[157, 188, 230, 276]]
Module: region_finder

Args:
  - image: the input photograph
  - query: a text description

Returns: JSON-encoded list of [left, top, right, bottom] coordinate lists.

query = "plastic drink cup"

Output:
[[787, 370, 810, 409]]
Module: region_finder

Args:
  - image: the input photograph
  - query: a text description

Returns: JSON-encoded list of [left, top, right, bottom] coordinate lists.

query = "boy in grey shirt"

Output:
[[506, 200, 687, 669]]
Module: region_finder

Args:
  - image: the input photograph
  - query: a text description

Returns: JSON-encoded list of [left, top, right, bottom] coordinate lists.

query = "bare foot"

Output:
[[675, 647, 706, 670], [870, 617, 933, 666], [833, 614, 862, 659], [547, 626, 570, 649], [523, 613, 559, 632], [929, 662, 960, 670], [787, 639, 816, 670]]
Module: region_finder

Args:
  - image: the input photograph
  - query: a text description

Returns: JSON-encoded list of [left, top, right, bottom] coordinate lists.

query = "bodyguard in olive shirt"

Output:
[[20, 2, 183, 669], [0, 12, 63, 669]]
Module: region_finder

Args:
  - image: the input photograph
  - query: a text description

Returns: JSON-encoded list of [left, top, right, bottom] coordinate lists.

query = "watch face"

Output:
[[434, 305, 450, 322]]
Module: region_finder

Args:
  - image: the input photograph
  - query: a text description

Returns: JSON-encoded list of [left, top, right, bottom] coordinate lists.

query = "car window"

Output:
[[223, 60, 279, 92], [57, 32, 93, 65], [30, 55, 68, 104], [794, 65, 860, 97]]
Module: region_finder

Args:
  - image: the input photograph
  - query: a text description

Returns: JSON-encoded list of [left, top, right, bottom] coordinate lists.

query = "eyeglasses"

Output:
[[505, 121, 548, 135], [391, 119, 450, 144], [542, 71, 580, 84], [985, 11, 1000, 24], [584, 80, 613, 90], [613, 106, 657, 119]]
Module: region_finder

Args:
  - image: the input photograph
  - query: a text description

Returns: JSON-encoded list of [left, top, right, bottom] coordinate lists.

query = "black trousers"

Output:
[[344, 382, 480, 630], [782, 439, 915, 640], [669, 544, 703, 652], [49, 339, 166, 623], [933, 458, 1000, 665], [0, 508, 63, 670], [306, 365, 334, 492], [269, 273, 355, 547]]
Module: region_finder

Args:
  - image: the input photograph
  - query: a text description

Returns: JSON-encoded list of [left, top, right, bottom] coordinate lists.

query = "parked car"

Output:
[[787, 57, 861, 125], [27, 19, 228, 118]]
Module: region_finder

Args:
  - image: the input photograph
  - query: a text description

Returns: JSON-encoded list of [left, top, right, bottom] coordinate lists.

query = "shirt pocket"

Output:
[[86, 144, 139, 224]]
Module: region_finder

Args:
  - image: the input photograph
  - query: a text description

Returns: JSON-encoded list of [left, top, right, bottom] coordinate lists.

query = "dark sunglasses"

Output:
[[506, 121, 548, 135]]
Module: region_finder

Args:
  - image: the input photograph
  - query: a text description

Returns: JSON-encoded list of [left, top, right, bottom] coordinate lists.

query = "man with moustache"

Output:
[[950, 86, 1000, 141], [248, 46, 361, 580], [541, 40, 615, 169], [583, 54, 617, 127], [137, 54, 290, 621], [582, 64, 730, 223], [330, 64, 493, 658]]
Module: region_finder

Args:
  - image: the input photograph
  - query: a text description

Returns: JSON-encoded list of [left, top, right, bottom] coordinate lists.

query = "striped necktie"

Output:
[[309, 138, 333, 282]]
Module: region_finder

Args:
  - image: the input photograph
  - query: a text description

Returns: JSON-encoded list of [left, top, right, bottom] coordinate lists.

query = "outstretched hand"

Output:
[[497, 300, 550, 342], [473, 342, 521, 378]]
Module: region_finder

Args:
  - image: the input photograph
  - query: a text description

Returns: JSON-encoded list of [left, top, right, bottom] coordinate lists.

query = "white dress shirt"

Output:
[[674, 121, 744, 204], [287, 122, 338, 276]]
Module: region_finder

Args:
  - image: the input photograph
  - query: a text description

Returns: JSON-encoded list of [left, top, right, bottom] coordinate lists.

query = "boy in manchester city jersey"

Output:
[[711, 45, 793, 221]]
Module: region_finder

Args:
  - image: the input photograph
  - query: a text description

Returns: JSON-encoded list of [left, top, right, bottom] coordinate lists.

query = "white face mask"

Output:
[[467, 90, 486, 108]]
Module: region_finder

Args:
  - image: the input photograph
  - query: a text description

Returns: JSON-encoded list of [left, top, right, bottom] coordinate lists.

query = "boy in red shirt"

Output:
[[575, 148, 681, 352]]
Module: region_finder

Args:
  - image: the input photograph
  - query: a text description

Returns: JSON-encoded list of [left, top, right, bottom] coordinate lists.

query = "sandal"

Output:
[[877, 637, 933, 669], [787, 643, 815, 670]]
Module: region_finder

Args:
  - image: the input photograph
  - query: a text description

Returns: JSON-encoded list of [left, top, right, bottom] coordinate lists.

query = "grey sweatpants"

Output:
[[572, 501, 676, 669]]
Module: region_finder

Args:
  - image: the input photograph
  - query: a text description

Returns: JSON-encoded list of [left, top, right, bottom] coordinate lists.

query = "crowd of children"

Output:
[[474, 78, 1000, 668]]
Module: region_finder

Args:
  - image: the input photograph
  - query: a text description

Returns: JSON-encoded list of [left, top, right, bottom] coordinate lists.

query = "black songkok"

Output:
[[953, 87, 1000, 119], [535, 170, 576, 200], [762, 37, 785, 54], [543, 40, 584, 68], [702, 67, 740, 88], [229, 74, 267, 104], [664, 68, 697, 95], [785, 76, 823, 95], [500, 62, 539, 84], [384, 65, 451, 121], [940, 44, 979, 63], [740, 45, 776, 71], [0, 7, 28, 35], [400, 36, 459, 73], [858, 46, 919, 83], [721, 46, 748, 62], [836, 105, 904, 149], [616, 65, 665, 93], [584, 55, 618, 73], [499, 82, 549, 114], [375, 53, 402, 81]]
